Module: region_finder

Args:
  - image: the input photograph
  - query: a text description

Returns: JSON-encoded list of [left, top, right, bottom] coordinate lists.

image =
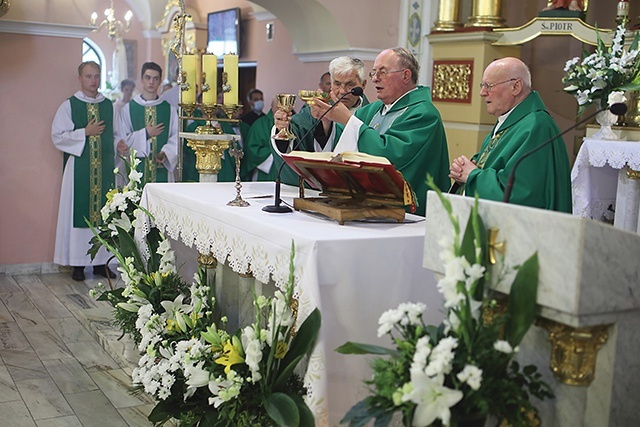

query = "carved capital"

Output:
[[538, 318, 610, 386], [197, 253, 218, 268], [186, 139, 230, 174]]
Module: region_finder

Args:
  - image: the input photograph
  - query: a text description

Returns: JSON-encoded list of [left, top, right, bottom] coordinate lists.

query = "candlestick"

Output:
[[182, 54, 197, 104], [202, 54, 217, 104], [223, 54, 238, 105]]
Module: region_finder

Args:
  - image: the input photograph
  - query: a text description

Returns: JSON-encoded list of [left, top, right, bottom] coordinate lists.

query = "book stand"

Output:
[[283, 154, 412, 225]]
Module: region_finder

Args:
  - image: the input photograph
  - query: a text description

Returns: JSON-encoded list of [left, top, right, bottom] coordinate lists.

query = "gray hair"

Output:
[[329, 56, 366, 83], [391, 47, 419, 85]]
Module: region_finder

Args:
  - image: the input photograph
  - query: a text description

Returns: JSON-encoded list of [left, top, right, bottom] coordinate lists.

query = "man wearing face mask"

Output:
[[240, 89, 265, 126]]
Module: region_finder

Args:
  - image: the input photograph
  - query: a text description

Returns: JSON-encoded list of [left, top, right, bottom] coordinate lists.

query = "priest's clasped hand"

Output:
[[85, 118, 105, 136], [146, 120, 165, 139], [116, 139, 128, 155], [449, 155, 477, 183]]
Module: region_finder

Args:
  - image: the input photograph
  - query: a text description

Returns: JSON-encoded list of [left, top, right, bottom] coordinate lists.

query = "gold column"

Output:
[[433, 0, 462, 32], [466, 0, 505, 28]]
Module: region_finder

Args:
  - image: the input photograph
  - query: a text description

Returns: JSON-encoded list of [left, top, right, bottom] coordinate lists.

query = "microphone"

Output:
[[502, 102, 627, 203], [262, 86, 364, 213]]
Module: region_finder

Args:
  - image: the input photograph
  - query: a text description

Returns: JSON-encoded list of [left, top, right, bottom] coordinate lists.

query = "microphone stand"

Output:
[[262, 88, 363, 213], [502, 103, 627, 203]]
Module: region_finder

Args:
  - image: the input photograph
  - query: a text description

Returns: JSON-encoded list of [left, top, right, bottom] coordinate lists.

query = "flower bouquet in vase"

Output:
[[88, 157, 321, 426], [336, 179, 553, 427], [562, 25, 640, 139]]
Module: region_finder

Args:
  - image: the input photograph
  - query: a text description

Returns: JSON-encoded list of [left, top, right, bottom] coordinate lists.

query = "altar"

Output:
[[140, 181, 442, 426], [572, 138, 640, 233]]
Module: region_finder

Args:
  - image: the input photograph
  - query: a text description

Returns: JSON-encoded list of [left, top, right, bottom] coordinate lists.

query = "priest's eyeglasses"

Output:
[[368, 69, 405, 79], [479, 78, 517, 92]]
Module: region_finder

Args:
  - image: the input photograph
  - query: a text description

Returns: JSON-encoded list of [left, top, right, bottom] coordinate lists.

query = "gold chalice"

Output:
[[274, 93, 297, 141], [298, 90, 331, 105]]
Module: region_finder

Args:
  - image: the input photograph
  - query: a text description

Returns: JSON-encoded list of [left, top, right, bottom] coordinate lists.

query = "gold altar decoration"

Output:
[[626, 165, 640, 180], [184, 136, 231, 174], [197, 253, 218, 269], [431, 60, 473, 103], [0, 0, 10, 17], [488, 227, 506, 265], [433, 0, 462, 32], [466, 0, 505, 28], [538, 318, 609, 386]]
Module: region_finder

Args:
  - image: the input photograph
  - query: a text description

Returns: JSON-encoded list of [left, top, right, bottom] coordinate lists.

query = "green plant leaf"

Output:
[[335, 341, 399, 356], [504, 252, 539, 347], [264, 392, 300, 427], [115, 225, 145, 273], [273, 354, 303, 390], [290, 394, 316, 427], [146, 227, 163, 272], [279, 308, 321, 370]]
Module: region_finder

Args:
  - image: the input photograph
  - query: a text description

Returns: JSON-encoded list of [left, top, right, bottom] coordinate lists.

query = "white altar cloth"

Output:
[[571, 138, 640, 232], [141, 182, 442, 426]]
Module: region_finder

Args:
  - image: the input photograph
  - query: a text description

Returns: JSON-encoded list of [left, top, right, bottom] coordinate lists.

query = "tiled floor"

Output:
[[0, 270, 157, 427]]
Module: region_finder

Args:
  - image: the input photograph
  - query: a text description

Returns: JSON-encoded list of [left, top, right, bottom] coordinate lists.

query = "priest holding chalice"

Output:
[[271, 56, 368, 185]]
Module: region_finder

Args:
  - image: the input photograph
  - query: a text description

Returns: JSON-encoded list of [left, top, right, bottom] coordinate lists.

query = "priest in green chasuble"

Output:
[[52, 61, 119, 281], [449, 57, 571, 212], [310, 47, 451, 216], [272, 57, 370, 186], [118, 62, 178, 183]]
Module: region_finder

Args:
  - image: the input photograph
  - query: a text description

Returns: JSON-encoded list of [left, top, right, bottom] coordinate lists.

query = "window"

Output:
[[82, 38, 107, 91]]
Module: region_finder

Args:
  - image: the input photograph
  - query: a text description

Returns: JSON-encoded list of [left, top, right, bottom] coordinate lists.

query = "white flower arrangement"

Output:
[[562, 25, 640, 115], [338, 181, 553, 427]]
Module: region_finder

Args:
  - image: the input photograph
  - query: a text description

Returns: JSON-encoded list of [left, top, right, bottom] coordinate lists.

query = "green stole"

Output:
[[368, 107, 407, 134], [129, 100, 171, 183], [456, 127, 506, 195], [68, 96, 115, 228]]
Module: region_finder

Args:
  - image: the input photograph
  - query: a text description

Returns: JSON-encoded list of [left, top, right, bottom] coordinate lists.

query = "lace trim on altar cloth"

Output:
[[584, 141, 640, 170], [143, 196, 305, 296]]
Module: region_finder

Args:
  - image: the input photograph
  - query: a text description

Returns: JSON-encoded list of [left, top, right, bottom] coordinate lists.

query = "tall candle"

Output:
[[223, 54, 238, 105], [182, 54, 196, 104], [202, 54, 217, 104]]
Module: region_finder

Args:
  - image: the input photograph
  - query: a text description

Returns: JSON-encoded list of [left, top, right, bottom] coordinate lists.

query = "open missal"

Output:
[[281, 151, 416, 225]]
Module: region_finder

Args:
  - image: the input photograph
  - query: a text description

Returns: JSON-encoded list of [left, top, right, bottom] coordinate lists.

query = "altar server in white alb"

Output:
[[118, 61, 178, 183], [51, 61, 120, 281]]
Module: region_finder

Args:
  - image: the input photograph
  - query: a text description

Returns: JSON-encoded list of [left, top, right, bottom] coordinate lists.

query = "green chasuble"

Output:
[[350, 86, 450, 216], [464, 91, 572, 213], [68, 96, 115, 228], [242, 110, 276, 181], [182, 110, 236, 182], [129, 100, 172, 183]]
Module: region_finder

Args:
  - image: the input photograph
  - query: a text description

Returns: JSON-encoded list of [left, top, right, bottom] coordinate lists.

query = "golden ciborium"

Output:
[[274, 93, 297, 141], [298, 90, 330, 105]]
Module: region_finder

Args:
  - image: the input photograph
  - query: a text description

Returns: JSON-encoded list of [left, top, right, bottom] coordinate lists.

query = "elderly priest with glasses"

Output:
[[448, 57, 571, 212], [310, 47, 450, 216]]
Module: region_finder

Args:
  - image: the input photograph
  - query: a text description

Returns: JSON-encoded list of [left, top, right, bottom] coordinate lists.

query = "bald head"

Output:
[[481, 57, 532, 116]]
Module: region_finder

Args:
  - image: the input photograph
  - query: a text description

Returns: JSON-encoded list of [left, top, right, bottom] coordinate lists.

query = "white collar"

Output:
[[381, 87, 417, 115]]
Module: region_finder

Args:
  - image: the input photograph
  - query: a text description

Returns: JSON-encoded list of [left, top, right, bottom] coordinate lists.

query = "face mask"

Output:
[[252, 100, 264, 112]]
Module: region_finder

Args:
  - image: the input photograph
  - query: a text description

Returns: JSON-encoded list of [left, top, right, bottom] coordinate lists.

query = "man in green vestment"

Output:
[[241, 97, 278, 181], [273, 58, 370, 186], [52, 61, 120, 281], [449, 57, 571, 212], [118, 62, 178, 183], [309, 47, 450, 216]]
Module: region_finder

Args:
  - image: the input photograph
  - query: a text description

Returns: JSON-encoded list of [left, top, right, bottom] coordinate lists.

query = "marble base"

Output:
[[1, 262, 61, 275]]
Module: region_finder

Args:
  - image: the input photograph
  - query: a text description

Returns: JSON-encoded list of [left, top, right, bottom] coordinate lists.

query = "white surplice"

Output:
[[51, 91, 115, 267]]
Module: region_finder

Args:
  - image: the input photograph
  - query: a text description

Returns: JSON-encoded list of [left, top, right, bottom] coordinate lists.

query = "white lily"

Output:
[[404, 370, 463, 426]]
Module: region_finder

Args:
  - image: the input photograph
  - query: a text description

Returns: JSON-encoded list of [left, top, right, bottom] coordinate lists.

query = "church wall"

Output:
[[0, 33, 80, 265]]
